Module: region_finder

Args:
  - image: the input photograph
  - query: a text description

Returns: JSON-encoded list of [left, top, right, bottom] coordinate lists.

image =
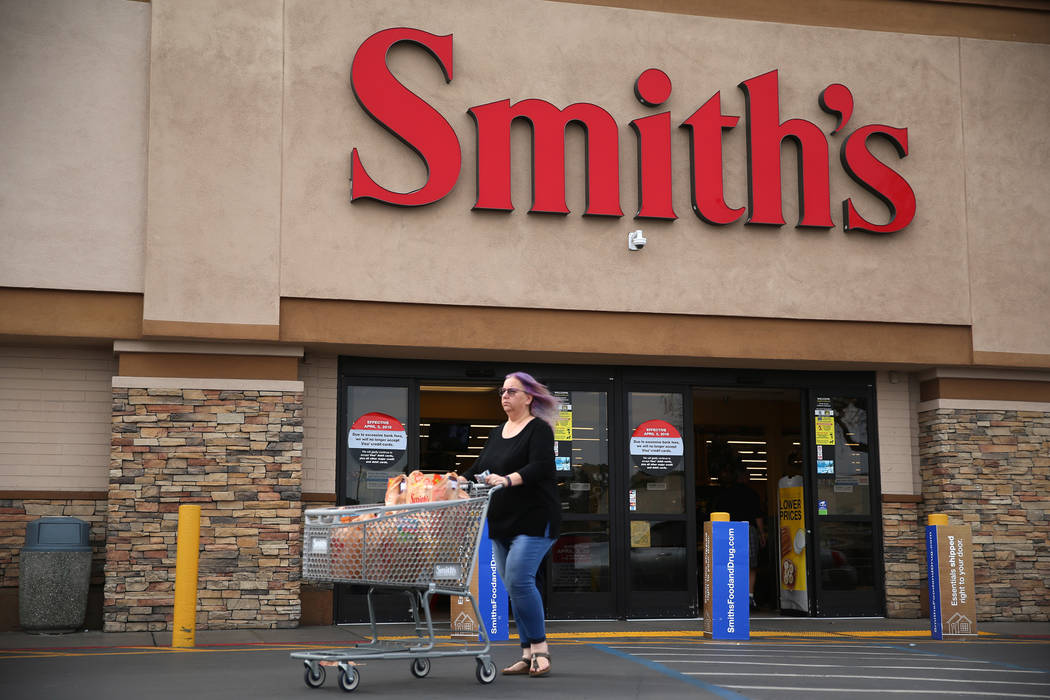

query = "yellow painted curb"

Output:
[[546, 629, 937, 640]]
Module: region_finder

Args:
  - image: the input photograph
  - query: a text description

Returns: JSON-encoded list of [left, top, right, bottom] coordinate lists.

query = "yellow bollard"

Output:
[[172, 504, 201, 648], [927, 513, 949, 526], [710, 511, 730, 522]]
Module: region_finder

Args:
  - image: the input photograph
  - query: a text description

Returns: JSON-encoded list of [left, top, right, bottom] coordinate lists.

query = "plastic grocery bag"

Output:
[[404, 470, 461, 503], [386, 474, 406, 506]]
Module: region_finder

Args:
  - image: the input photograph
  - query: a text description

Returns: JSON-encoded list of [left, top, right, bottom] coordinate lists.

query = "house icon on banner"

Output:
[[946, 613, 973, 635], [452, 610, 477, 633]]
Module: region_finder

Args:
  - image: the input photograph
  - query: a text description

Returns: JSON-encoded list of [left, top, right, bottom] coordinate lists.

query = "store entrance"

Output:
[[693, 386, 885, 617], [693, 387, 803, 615], [333, 360, 884, 623]]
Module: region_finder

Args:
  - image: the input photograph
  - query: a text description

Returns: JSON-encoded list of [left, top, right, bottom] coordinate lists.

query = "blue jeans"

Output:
[[491, 532, 555, 648]]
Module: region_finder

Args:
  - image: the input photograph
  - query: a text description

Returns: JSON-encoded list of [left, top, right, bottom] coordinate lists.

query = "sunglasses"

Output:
[[497, 387, 527, 397]]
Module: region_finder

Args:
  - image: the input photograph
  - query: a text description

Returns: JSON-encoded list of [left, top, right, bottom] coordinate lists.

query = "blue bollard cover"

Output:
[[703, 519, 750, 640], [477, 521, 509, 641]]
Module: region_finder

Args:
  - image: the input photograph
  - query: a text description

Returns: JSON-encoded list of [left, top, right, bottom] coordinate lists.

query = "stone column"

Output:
[[105, 376, 303, 631], [881, 496, 925, 618], [918, 406, 1050, 621]]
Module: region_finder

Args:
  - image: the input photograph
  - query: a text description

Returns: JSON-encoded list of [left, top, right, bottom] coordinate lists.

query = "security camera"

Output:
[[627, 230, 647, 250]]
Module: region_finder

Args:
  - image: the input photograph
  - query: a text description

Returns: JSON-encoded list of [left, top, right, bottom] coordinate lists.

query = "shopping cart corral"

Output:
[[292, 483, 500, 692]]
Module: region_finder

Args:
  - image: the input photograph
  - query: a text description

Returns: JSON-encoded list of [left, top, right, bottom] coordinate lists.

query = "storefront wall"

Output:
[[1, 0, 1049, 627], [0, 346, 114, 629], [4, 1, 1048, 347], [5, 0, 1049, 355]]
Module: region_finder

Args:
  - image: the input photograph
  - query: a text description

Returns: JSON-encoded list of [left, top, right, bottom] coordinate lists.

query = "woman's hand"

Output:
[[485, 472, 511, 488]]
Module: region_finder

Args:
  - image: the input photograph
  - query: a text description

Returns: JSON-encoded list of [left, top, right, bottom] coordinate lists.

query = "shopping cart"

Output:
[[291, 483, 500, 692]]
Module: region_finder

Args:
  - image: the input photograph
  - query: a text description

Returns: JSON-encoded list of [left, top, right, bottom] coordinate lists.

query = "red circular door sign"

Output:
[[630, 419, 684, 474], [348, 412, 407, 470]]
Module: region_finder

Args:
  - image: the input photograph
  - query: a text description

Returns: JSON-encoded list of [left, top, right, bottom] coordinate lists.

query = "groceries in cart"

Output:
[[321, 471, 477, 586], [384, 470, 469, 506]]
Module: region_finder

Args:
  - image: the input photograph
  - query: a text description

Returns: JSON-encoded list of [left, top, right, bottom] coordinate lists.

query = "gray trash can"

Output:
[[19, 516, 92, 633]]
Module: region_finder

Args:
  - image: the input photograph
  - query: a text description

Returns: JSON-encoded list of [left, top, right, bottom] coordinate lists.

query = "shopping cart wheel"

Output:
[[338, 665, 360, 692], [303, 662, 326, 689], [475, 658, 497, 684], [410, 657, 431, 678]]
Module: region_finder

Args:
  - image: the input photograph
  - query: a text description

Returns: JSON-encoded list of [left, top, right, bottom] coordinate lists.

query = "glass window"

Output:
[[629, 520, 687, 591], [814, 396, 870, 516], [549, 520, 611, 593], [554, 391, 609, 515], [345, 385, 408, 505], [628, 392, 686, 514], [817, 521, 876, 591]]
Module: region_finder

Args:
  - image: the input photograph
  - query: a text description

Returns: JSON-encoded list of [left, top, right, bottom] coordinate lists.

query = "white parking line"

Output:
[[723, 686, 1050, 698], [651, 659, 1047, 673], [643, 650, 923, 659], [683, 672, 1050, 686], [610, 643, 886, 650]]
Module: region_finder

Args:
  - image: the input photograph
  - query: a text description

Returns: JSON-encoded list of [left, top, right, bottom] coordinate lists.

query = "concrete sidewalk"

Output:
[[1, 615, 1047, 649]]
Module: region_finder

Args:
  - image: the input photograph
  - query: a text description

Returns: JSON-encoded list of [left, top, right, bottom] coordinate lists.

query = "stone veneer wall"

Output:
[[881, 499, 925, 618], [106, 386, 303, 631], [919, 408, 1050, 621]]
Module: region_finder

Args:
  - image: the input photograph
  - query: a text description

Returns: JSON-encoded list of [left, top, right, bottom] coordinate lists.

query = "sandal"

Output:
[[502, 656, 532, 676], [530, 652, 551, 677]]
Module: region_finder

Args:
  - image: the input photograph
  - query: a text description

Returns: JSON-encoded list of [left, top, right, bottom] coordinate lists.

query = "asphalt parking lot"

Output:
[[2, 620, 1048, 699], [599, 637, 1050, 698]]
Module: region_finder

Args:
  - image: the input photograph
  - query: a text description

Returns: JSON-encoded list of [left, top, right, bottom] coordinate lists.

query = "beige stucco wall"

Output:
[[961, 38, 1050, 358], [0, 0, 149, 293], [875, 371, 921, 495], [0, 346, 115, 490], [280, 0, 970, 327], [143, 0, 283, 328]]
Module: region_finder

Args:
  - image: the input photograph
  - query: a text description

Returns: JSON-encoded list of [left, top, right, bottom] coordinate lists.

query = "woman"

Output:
[[460, 371, 560, 678]]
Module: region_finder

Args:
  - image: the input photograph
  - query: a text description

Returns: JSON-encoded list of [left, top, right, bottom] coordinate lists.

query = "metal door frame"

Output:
[[802, 383, 886, 617], [620, 381, 698, 618]]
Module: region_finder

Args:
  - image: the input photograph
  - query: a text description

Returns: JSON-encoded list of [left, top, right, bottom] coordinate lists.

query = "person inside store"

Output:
[[713, 464, 768, 610], [458, 371, 561, 678]]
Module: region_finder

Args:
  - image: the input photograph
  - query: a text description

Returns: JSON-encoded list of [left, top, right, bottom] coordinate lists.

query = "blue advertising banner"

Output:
[[703, 519, 750, 640], [476, 521, 509, 642], [926, 525, 942, 639], [450, 521, 509, 641]]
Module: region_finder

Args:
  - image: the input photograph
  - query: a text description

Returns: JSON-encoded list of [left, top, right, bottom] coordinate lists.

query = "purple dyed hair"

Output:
[[505, 371, 561, 428]]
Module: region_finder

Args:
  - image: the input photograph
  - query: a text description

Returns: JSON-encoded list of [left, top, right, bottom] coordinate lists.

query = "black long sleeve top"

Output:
[[462, 418, 560, 540]]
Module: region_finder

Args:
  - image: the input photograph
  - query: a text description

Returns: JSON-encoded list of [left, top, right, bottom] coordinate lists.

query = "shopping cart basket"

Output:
[[291, 483, 500, 691]]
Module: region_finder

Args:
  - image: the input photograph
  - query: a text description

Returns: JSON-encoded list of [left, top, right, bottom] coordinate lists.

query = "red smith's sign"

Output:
[[349, 27, 916, 234]]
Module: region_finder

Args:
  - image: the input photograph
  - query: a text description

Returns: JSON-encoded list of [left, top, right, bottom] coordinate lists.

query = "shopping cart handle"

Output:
[[464, 481, 503, 496]]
